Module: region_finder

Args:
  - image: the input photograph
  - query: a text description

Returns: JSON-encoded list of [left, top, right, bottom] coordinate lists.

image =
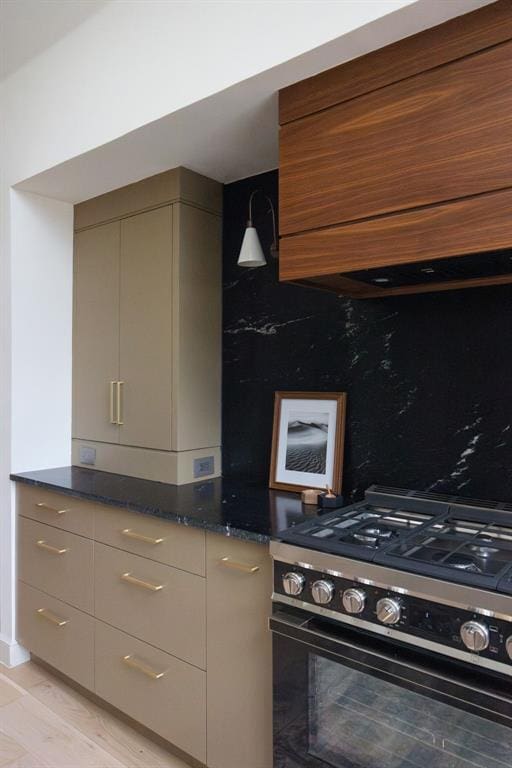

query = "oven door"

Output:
[[271, 607, 512, 768]]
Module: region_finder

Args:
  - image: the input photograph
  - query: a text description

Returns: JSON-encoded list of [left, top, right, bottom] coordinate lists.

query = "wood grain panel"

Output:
[[279, 188, 512, 280], [279, 0, 512, 124], [280, 41, 512, 235]]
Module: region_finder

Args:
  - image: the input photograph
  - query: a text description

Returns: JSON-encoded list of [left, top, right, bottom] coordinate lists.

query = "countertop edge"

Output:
[[10, 473, 272, 545]]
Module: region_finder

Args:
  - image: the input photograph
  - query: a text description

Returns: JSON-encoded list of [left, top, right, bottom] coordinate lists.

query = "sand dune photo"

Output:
[[285, 413, 328, 474]]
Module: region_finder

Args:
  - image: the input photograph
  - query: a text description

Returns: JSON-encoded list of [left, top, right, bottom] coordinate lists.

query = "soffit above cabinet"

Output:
[[278, 0, 512, 298]]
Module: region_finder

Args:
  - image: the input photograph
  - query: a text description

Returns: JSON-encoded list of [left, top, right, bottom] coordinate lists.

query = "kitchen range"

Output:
[[270, 486, 512, 767]]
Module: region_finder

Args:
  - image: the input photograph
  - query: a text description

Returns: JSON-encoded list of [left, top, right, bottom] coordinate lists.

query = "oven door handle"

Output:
[[270, 610, 466, 683], [270, 610, 387, 658]]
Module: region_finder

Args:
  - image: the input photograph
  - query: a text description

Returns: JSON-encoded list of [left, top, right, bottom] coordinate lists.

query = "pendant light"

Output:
[[237, 190, 278, 268]]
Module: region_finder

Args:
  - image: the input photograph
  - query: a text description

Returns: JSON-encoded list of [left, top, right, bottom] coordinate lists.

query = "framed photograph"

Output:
[[269, 391, 346, 494]]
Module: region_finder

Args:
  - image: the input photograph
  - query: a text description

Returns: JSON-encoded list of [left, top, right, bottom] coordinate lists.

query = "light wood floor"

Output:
[[0, 661, 193, 768]]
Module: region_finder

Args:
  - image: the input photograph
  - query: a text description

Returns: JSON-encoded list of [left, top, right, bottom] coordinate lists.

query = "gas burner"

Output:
[[361, 525, 394, 540], [469, 536, 500, 558], [434, 552, 482, 573], [353, 533, 378, 546]]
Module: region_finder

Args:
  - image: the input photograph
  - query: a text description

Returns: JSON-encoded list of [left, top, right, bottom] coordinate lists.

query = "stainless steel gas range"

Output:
[[270, 486, 512, 768]]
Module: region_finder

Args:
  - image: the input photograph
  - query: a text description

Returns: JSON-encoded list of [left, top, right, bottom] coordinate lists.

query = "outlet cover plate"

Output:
[[79, 446, 96, 466], [193, 456, 214, 478]]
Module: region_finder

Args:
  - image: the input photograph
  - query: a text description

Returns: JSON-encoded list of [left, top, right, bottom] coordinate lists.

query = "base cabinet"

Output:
[[17, 582, 94, 691], [16, 484, 272, 768], [206, 533, 273, 768], [95, 620, 206, 763]]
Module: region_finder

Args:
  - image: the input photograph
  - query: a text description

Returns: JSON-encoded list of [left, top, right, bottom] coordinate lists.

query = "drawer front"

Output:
[[94, 542, 205, 668], [94, 505, 205, 576], [17, 582, 94, 690], [95, 620, 206, 763], [18, 517, 94, 614], [16, 484, 94, 539]]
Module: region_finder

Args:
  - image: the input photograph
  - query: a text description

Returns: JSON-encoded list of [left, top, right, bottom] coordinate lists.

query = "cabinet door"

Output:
[[119, 207, 173, 450], [206, 534, 272, 768], [73, 222, 120, 443]]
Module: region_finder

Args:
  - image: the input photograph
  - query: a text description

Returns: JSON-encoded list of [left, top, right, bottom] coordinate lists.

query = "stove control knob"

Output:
[[282, 572, 305, 597], [376, 597, 402, 625], [342, 588, 366, 614], [311, 580, 335, 605], [460, 621, 489, 652], [506, 636, 512, 660]]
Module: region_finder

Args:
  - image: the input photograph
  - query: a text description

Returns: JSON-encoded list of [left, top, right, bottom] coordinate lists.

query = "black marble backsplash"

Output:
[[222, 169, 512, 503]]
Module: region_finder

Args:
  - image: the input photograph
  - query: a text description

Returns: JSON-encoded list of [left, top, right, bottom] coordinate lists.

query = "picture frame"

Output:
[[269, 391, 347, 494]]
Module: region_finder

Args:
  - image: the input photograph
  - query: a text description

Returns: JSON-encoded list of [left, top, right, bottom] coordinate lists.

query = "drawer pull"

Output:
[[120, 572, 164, 592], [220, 556, 260, 574], [35, 502, 68, 515], [121, 528, 165, 545], [122, 654, 165, 680], [36, 608, 68, 627], [36, 540, 69, 555]]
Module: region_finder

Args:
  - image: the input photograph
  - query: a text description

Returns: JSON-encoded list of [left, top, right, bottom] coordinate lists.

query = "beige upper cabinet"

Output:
[[73, 222, 120, 444], [119, 207, 173, 450], [72, 167, 222, 483]]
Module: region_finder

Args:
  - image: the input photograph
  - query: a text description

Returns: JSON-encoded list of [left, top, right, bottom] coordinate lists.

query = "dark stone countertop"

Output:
[[10, 466, 320, 544]]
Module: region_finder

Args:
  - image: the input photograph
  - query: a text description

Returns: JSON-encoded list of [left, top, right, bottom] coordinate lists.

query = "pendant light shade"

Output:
[[237, 225, 267, 268]]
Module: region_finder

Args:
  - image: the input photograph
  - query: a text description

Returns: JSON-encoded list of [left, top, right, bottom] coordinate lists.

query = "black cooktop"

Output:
[[279, 485, 512, 593]]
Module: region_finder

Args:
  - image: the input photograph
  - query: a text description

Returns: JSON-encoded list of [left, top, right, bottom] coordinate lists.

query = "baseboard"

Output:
[[0, 635, 30, 668]]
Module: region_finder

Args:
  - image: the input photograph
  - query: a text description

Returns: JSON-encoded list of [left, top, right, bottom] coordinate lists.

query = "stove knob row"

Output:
[[506, 636, 512, 660], [376, 597, 402, 625], [311, 579, 335, 605], [342, 588, 366, 614], [282, 572, 305, 597], [460, 620, 490, 653]]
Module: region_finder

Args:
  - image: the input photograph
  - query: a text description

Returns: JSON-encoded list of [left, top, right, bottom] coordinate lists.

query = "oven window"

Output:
[[309, 654, 512, 767]]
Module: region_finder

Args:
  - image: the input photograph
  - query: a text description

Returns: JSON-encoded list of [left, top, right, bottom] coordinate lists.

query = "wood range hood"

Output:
[[278, 0, 512, 298]]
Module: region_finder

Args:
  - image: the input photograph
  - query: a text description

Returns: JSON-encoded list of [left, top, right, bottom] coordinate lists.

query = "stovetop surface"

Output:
[[279, 485, 512, 593]]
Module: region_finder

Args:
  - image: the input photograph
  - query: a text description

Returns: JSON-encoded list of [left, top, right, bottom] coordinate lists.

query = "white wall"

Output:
[[10, 191, 73, 473], [0, 0, 492, 665], [3, 0, 416, 187]]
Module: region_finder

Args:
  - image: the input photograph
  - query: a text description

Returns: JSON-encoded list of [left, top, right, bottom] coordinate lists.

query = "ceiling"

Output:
[[0, 0, 106, 80]]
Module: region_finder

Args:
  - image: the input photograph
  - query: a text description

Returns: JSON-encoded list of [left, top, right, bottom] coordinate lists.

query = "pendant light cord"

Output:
[[248, 189, 278, 257]]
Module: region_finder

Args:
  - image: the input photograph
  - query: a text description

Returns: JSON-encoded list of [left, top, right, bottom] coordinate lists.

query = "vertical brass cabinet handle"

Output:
[[35, 502, 68, 515], [116, 381, 124, 425], [122, 654, 166, 680], [120, 572, 164, 592], [109, 381, 117, 425], [219, 556, 260, 574], [36, 608, 68, 627], [36, 540, 68, 555], [121, 528, 165, 545]]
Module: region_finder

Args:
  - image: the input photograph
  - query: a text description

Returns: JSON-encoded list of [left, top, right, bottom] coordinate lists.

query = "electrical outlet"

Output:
[[79, 446, 96, 466], [193, 456, 214, 478]]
